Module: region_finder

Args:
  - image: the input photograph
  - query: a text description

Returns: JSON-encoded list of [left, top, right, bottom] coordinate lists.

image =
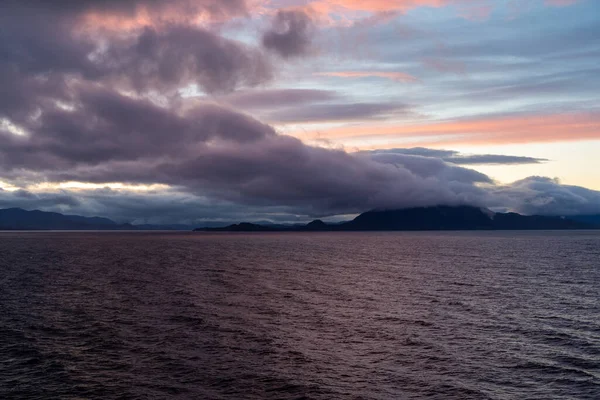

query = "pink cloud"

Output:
[[299, 112, 600, 147], [70, 0, 585, 33], [265, 0, 582, 24], [322, 0, 450, 12]]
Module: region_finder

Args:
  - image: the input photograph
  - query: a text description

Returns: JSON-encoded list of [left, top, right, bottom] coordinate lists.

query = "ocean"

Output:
[[0, 231, 598, 399]]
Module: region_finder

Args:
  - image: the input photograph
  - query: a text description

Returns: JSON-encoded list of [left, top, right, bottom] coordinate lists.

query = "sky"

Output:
[[0, 0, 599, 224]]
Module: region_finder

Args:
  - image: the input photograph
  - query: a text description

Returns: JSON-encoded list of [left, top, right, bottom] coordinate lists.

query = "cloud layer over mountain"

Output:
[[0, 0, 598, 223]]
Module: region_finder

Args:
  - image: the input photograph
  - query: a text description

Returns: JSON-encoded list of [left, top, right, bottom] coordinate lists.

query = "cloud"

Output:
[[493, 176, 600, 216], [1, 88, 597, 219], [4, 0, 250, 29], [0, 1, 273, 127], [367, 148, 549, 165], [262, 9, 315, 58], [0, 85, 492, 216], [308, 0, 452, 14], [102, 25, 273, 94], [314, 71, 419, 82], [280, 0, 581, 23], [0, 0, 598, 223], [0, 87, 277, 172], [264, 102, 413, 123], [212, 88, 411, 124], [217, 89, 340, 109], [0, 186, 297, 225], [363, 152, 492, 184], [300, 112, 600, 146], [3, 0, 247, 14], [3, 144, 598, 220], [447, 154, 548, 166], [0, 189, 82, 210]]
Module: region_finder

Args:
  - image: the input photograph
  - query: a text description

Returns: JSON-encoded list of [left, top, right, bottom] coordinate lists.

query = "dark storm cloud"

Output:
[[262, 10, 315, 58], [0, 87, 275, 171], [0, 24, 271, 105], [47, 138, 490, 216], [366, 148, 548, 165], [102, 25, 273, 94], [166, 136, 492, 214], [0, 189, 81, 210], [0, 0, 272, 128], [0, 7, 93, 120]]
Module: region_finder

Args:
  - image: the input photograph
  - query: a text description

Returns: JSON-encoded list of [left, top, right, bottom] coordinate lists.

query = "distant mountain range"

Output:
[[1, 206, 599, 231], [0, 208, 195, 231], [196, 206, 599, 232]]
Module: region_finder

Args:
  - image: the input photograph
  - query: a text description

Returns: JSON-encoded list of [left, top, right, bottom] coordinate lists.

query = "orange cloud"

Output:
[[299, 112, 600, 147], [314, 71, 419, 82]]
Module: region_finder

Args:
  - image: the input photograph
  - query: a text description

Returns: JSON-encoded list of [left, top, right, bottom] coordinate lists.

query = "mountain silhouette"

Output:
[[567, 214, 600, 226], [196, 206, 595, 232], [0, 208, 135, 230], [0, 206, 596, 231]]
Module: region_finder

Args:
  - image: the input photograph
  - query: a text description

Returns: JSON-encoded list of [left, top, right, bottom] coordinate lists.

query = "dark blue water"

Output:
[[0, 231, 599, 399]]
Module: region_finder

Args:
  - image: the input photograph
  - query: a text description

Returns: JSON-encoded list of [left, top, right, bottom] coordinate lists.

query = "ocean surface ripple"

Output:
[[0, 231, 599, 399]]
